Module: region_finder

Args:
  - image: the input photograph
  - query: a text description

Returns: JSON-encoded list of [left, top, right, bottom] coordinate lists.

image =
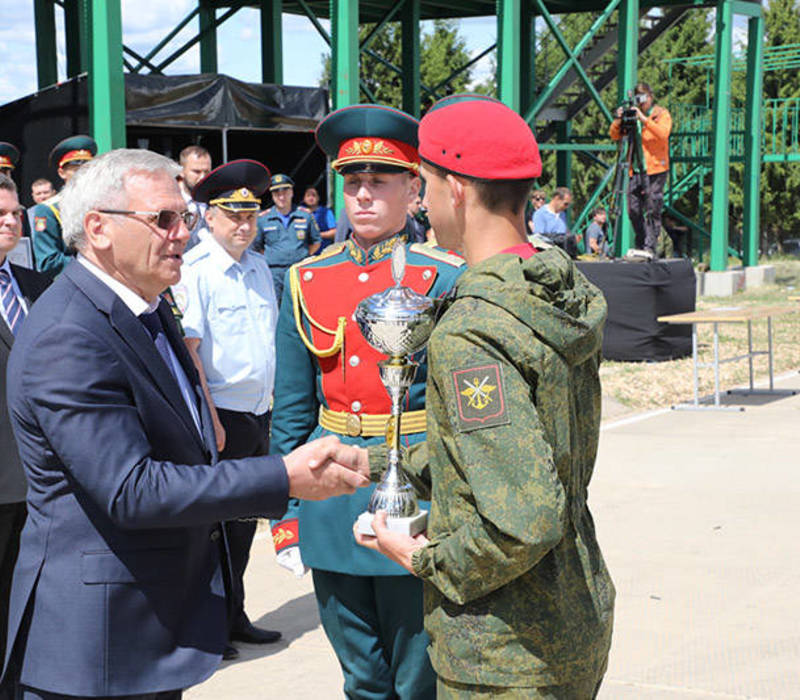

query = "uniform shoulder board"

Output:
[[42, 192, 61, 207], [409, 242, 465, 267], [258, 209, 270, 218], [295, 241, 346, 268]]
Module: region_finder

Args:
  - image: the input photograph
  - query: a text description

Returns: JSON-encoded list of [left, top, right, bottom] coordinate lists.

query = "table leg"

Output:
[[768, 316, 774, 391], [692, 324, 699, 406], [747, 320, 754, 391], [713, 322, 720, 407]]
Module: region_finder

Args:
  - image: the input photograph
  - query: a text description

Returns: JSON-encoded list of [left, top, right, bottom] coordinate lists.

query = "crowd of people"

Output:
[[0, 95, 614, 700]]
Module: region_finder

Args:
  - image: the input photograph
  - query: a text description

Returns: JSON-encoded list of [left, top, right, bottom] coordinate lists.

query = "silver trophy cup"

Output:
[[354, 243, 437, 536]]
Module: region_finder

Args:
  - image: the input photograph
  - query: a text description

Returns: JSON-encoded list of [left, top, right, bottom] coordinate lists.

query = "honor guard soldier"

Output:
[[251, 174, 321, 301], [269, 104, 465, 699], [0, 143, 20, 177], [355, 97, 615, 697], [174, 160, 282, 661], [32, 135, 97, 277]]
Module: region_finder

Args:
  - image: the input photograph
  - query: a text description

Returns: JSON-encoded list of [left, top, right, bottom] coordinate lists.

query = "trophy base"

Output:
[[356, 510, 428, 537]]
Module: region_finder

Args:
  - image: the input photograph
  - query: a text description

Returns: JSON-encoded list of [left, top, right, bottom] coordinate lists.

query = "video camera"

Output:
[[619, 91, 648, 133]]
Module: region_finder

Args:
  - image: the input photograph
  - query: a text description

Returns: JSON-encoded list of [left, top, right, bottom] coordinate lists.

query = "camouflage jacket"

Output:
[[372, 246, 615, 687]]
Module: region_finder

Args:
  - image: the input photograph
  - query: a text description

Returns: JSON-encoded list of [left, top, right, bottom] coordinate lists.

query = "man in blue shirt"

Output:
[[531, 186, 579, 258], [252, 174, 321, 300], [176, 159, 282, 660]]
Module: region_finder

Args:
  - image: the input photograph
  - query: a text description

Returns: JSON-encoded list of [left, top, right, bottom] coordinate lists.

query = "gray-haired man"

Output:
[[3, 149, 368, 699]]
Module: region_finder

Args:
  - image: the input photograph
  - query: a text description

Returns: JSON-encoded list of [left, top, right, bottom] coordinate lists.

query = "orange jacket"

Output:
[[609, 104, 671, 175]]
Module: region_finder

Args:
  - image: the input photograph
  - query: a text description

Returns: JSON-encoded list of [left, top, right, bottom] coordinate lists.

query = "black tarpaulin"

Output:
[[576, 258, 696, 362], [125, 74, 327, 131], [0, 74, 330, 207]]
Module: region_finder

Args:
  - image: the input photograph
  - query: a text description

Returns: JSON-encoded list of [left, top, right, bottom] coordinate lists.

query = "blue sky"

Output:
[[0, 2, 498, 105]]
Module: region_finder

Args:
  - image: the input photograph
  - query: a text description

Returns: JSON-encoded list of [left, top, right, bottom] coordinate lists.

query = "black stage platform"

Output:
[[576, 258, 696, 362]]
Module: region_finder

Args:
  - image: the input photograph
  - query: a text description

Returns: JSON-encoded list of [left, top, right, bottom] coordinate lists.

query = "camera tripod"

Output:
[[609, 115, 654, 254]]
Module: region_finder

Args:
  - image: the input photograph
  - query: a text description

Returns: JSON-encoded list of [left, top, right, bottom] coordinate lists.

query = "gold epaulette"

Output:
[[289, 253, 347, 359], [296, 241, 346, 268], [409, 242, 465, 267], [41, 194, 62, 226]]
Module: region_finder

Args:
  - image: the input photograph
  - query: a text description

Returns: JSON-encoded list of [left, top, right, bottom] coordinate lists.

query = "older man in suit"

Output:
[[3, 149, 369, 700], [0, 175, 50, 700]]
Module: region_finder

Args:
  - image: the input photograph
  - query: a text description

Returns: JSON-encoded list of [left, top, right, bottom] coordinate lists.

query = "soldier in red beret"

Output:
[[355, 97, 615, 697]]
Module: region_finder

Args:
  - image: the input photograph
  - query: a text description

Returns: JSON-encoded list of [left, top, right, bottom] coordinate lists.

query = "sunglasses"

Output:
[[531, 196, 545, 202], [97, 209, 199, 232]]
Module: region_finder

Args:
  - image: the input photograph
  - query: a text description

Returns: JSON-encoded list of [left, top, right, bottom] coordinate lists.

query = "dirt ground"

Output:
[[599, 261, 800, 411]]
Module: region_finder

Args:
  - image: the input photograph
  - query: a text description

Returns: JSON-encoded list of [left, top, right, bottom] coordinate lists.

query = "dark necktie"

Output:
[[0, 268, 25, 336], [140, 309, 201, 435]]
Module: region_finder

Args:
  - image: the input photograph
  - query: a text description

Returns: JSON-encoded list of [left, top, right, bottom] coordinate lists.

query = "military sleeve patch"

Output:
[[34, 217, 47, 232], [451, 363, 510, 432]]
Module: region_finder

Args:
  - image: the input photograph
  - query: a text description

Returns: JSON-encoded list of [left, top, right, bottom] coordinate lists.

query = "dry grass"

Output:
[[599, 261, 800, 410]]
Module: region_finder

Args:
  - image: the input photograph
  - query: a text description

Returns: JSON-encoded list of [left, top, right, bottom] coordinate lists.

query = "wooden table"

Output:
[[657, 305, 799, 410]]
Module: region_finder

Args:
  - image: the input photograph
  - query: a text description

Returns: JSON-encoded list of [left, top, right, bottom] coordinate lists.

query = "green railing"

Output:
[[764, 98, 800, 162]]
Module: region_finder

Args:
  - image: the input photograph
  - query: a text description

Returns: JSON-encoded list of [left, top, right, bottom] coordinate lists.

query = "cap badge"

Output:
[[240, 188, 251, 198], [346, 139, 394, 157]]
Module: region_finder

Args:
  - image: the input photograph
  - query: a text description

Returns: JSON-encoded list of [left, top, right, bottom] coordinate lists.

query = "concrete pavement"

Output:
[[187, 372, 800, 699]]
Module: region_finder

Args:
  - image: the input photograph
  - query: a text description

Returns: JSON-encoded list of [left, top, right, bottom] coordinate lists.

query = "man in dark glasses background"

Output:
[[1, 148, 370, 700]]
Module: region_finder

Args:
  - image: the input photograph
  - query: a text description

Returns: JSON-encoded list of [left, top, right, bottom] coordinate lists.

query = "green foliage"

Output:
[[320, 19, 472, 111], [526, 10, 713, 238]]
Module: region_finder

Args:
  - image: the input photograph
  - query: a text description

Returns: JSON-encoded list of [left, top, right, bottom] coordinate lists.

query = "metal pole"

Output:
[[199, 0, 218, 74], [692, 324, 700, 406], [89, 0, 126, 152], [34, 0, 58, 89], [747, 319, 754, 390], [222, 126, 229, 164], [616, 0, 638, 255], [768, 316, 774, 390], [261, 0, 284, 84], [742, 11, 764, 267], [713, 323, 722, 407], [330, 0, 359, 214], [709, 0, 734, 271], [401, 0, 421, 117], [497, 0, 522, 112]]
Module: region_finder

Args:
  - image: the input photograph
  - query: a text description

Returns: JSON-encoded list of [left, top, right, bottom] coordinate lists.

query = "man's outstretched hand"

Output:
[[284, 436, 370, 501], [353, 511, 429, 575]]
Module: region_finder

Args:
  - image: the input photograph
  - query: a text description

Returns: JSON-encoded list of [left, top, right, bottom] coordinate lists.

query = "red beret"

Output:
[[418, 101, 542, 180]]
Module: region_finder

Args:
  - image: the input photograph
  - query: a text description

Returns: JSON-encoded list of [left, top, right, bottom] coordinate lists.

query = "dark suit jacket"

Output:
[[4, 261, 290, 696], [0, 263, 50, 506]]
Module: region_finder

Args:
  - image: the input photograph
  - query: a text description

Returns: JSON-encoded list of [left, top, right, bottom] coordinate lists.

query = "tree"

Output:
[[320, 19, 473, 111]]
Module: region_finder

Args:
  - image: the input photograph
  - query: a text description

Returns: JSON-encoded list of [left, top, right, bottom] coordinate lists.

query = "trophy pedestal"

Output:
[[356, 510, 428, 537]]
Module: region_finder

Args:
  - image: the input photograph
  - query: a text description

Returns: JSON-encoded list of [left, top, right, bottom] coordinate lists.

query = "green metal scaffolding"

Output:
[[31, 0, 765, 271]]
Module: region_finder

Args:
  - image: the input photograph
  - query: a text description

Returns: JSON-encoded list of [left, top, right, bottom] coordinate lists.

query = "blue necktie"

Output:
[[0, 268, 25, 336], [139, 310, 173, 369], [140, 309, 202, 434]]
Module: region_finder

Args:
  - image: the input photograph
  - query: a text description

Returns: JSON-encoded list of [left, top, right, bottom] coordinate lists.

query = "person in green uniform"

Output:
[[269, 104, 465, 699], [355, 97, 615, 697], [0, 142, 20, 178], [32, 135, 97, 277]]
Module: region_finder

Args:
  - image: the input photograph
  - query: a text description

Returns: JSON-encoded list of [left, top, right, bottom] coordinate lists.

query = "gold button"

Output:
[[346, 413, 362, 437]]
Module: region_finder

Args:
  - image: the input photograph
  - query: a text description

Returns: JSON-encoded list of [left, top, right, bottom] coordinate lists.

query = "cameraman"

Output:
[[610, 82, 672, 256]]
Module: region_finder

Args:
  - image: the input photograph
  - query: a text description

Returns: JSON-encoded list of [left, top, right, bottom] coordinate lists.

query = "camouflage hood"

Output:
[[451, 246, 607, 367]]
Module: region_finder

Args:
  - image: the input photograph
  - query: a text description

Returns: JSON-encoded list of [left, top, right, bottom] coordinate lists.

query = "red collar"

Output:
[[501, 242, 538, 259]]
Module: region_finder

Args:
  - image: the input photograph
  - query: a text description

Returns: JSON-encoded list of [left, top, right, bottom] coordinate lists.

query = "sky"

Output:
[[0, 2, 498, 106]]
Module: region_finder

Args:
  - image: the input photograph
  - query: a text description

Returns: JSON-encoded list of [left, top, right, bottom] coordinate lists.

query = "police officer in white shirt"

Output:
[[174, 159, 280, 660]]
